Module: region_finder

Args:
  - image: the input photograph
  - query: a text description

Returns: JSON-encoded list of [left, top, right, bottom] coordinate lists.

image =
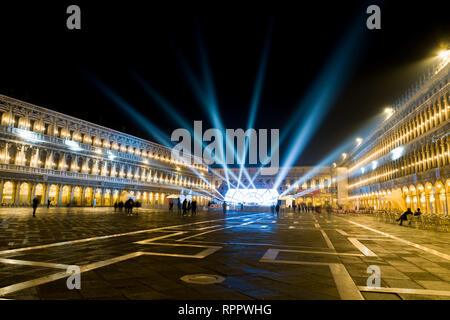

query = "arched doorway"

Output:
[[35, 183, 44, 204], [73, 186, 82, 205], [48, 184, 58, 206], [94, 188, 102, 206], [104, 189, 111, 206], [1, 181, 14, 204], [84, 187, 93, 206], [61, 186, 71, 205], [19, 183, 30, 205]]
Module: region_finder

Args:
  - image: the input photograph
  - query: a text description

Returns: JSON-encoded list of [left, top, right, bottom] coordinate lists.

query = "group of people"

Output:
[[177, 198, 198, 216], [270, 203, 280, 215], [396, 208, 422, 225], [114, 199, 141, 215]]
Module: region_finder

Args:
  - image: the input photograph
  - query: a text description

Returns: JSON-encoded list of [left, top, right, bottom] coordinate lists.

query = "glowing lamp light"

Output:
[[384, 107, 394, 119], [355, 137, 362, 146], [438, 49, 450, 59], [64, 139, 82, 151], [371, 161, 378, 170], [391, 146, 405, 160], [15, 128, 41, 142]]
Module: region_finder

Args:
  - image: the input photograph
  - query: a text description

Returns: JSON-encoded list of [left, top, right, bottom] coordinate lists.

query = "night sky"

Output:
[[0, 0, 448, 165]]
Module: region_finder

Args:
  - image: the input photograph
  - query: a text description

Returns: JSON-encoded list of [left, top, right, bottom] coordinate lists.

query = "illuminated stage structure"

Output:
[[213, 166, 347, 208], [224, 188, 279, 206], [344, 53, 449, 214], [0, 94, 213, 207]]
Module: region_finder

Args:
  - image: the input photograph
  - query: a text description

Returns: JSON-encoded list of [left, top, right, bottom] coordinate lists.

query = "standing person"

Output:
[[32, 197, 39, 217], [241, 203, 244, 211], [47, 199, 51, 208], [192, 200, 197, 216], [130, 199, 135, 215], [414, 208, 422, 216], [275, 203, 280, 216], [124, 199, 130, 215], [182, 199, 187, 216], [114, 201, 118, 212], [271, 204, 275, 214], [118, 201, 124, 212], [396, 208, 413, 225], [177, 198, 182, 215], [187, 201, 191, 215], [222, 201, 227, 214]]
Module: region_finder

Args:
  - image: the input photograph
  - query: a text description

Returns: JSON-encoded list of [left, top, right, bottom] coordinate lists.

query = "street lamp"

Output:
[[384, 107, 394, 119], [342, 153, 347, 160], [438, 49, 450, 60]]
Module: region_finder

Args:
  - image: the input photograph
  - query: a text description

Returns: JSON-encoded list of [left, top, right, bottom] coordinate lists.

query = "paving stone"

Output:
[[0, 208, 449, 300]]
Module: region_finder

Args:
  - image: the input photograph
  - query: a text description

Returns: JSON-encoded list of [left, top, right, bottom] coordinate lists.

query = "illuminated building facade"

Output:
[[345, 55, 449, 214], [0, 94, 212, 207], [212, 166, 346, 208]]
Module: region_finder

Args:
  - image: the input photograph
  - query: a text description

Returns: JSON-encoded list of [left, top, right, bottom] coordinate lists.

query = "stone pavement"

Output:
[[0, 207, 449, 300]]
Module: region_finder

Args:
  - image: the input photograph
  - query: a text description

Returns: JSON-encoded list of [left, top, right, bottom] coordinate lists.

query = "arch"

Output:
[[61, 186, 71, 205], [112, 190, 119, 204], [435, 181, 446, 215], [73, 186, 82, 205], [149, 192, 154, 205], [104, 189, 111, 206], [35, 183, 44, 204], [48, 184, 58, 206], [94, 188, 102, 206], [142, 192, 148, 204], [18, 182, 30, 205], [84, 187, 93, 206]]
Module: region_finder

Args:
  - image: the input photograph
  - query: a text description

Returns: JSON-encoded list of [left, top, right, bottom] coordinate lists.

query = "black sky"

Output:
[[0, 0, 448, 165]]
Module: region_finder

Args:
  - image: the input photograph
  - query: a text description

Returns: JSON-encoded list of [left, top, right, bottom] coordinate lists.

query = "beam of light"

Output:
[[273, 17, 365, 191], [83, 70, 223, 198], [175, 33, 251, 190], [280, 107, 386, 198], [237, 19, 273, 190], [280, 139, 354, 197], [174, 47, 237, 189], [126, 67, 230, 180]]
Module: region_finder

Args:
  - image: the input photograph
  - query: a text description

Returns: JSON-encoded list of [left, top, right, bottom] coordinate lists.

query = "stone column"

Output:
[[14, 181, 20, 205], [69, 186, 75, 206], [57, 184, 63, 206], [425, 194, 431, 215], [0, 179, 4, 204], [30, 183, 36, 204], [100, 188, 106, 207], [81, 186, 86, 206], [43, 183, 50, 206], [446, 192, 450, 217]]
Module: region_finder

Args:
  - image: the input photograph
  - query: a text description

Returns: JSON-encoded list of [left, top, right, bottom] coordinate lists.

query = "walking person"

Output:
[[396, 208, 413, 226], [47, 199, 51, 208], [114, 201, 118, 212], [177, 198, 182, 215], [222, 201, 227, 214], [414, 208, 422, 216], [32, 197, 39, 217], [118, 201, 124, 212], [275, 203, 280, 216]]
